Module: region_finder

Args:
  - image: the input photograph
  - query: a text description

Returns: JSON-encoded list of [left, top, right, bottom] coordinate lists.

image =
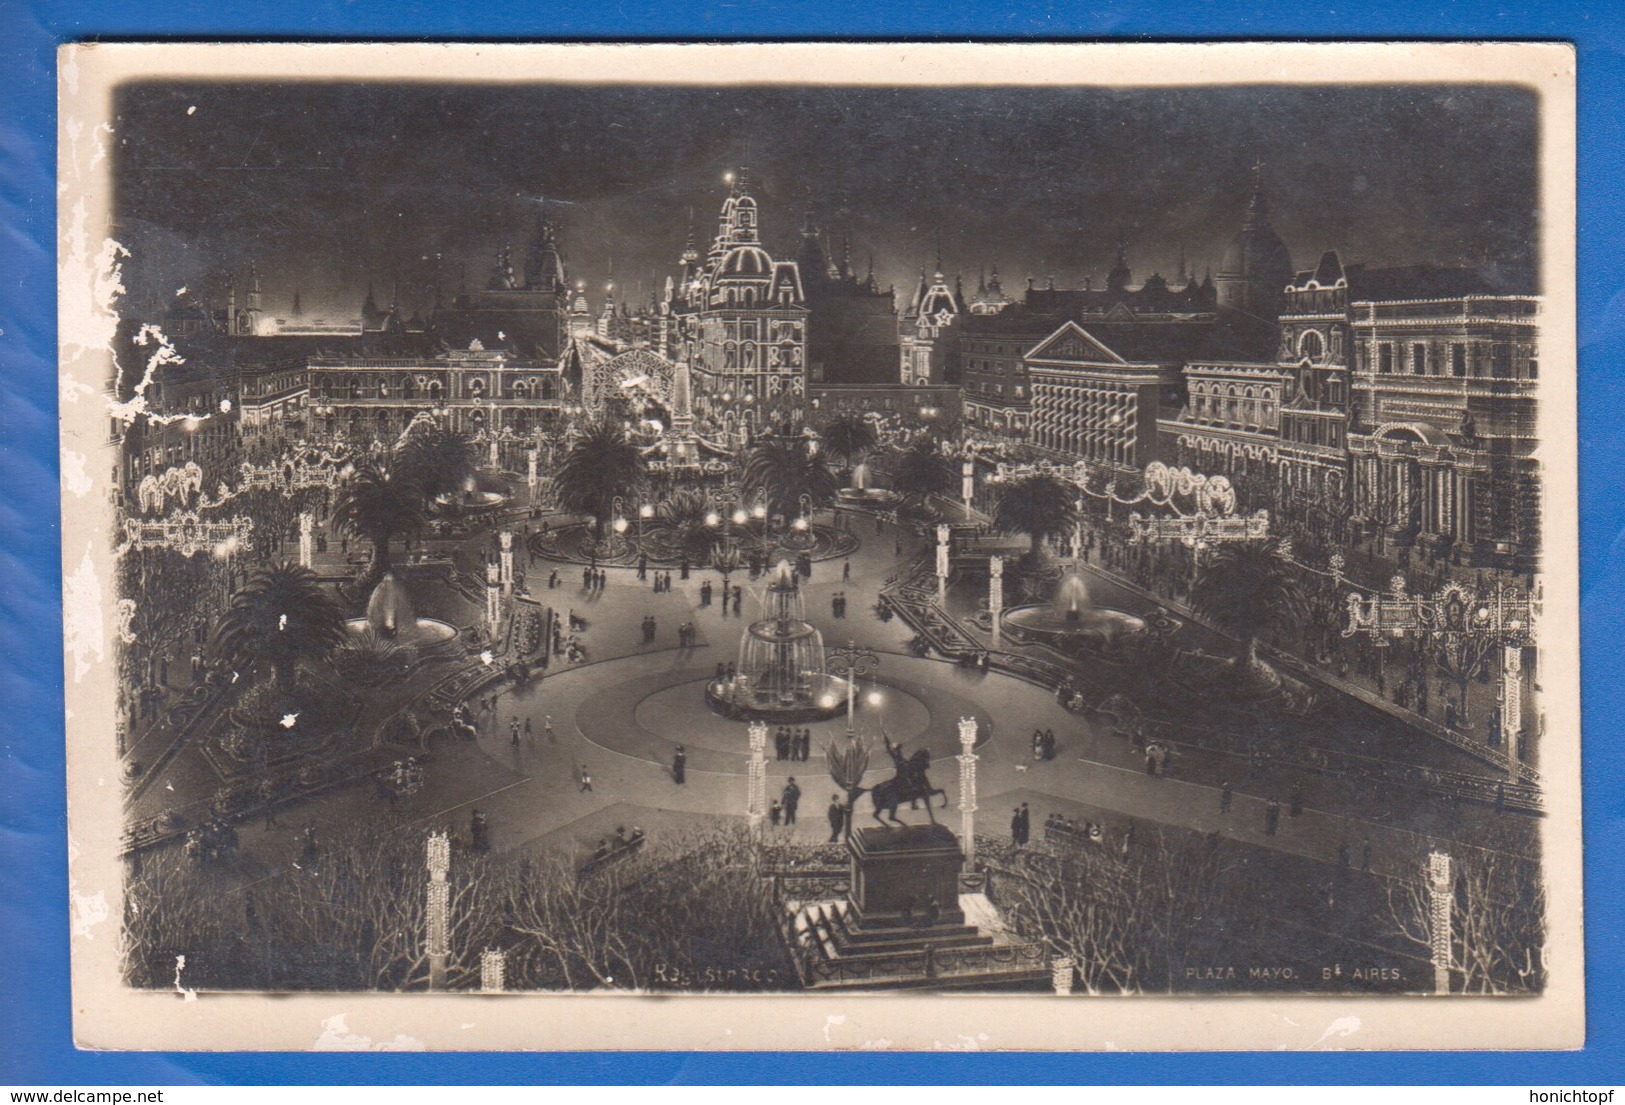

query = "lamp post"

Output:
[[298, 510, 314, 569], [499, 530, 514, 593], [480, 948, 506, 993], [989, 555, 1004, 649], [936, 524, 952, 607], [638, 502, 654, 550], [425, 832, 450, 991], [957, 716, 979, 870], [826, 640, 880, 738], [747, 720, 769, 830], [752, 498, 768, 557], [962, 457, 975, 515], [1428, 851, 1454, 995], [527, 447, 539, 497], [485, 561, 502, 633]]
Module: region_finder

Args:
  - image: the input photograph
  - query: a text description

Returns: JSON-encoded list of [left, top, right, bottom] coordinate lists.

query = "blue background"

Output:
[[2, 0, 1621, 1085]]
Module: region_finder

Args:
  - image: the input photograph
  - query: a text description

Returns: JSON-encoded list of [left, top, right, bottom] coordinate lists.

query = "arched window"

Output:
[[427, 380, 443, 401], [468, 377, 486, 399], [1298, 329, 1325, 361]]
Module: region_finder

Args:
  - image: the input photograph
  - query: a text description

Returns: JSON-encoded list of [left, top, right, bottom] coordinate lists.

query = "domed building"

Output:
[[1215, 166, 1295, 321], [669, 168, 809, 433]]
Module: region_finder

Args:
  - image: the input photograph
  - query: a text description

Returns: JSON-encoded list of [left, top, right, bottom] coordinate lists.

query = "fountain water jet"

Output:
[[1001, 570, 1147, 648]]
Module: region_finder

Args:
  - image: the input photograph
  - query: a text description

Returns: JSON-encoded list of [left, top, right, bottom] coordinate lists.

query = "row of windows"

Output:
[[1281, 416, 1344, 449], [313, 376, 560, 401], [1367, 340, 1537, 380]]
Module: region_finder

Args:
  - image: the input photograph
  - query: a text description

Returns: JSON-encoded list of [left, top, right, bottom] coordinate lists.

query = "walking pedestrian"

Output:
[[579, 765, 593, 793], [672, 745, 686, 785], [544, 715, 555, 742], [510, 718, 521, 746], [842, 559, 851, 582], [1264, 798, 1281, 837], [1220, 780, 1233, 813]]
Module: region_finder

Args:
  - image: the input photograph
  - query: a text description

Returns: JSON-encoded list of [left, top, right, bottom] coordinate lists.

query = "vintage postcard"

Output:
[[57, 42, 1581, 1050]]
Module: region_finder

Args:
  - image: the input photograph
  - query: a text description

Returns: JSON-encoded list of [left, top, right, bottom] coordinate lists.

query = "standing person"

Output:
[[510, 718, 521, 746], [769, 799, 782, 827], [1019, 802, 1031, 844], [1265, 798, 1281, 837], [1220, 780, 1233, 814], [1011, 807, 1024, 846], [775, 727, 789, 761], [1289, 786, 1304, 818], [544, 715, 555, 742], [842, 559, 851, 582], [579, 765, 593, 793], [827, 794, 846, 842], [782, 777, 801, 825], [672, 745, 686, 785]]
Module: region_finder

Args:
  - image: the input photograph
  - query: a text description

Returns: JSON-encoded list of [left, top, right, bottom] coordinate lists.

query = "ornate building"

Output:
[[1214, 167, 1295, 321], [669, 169, 809, 431], [1026, 322, 1164, 469], [1344, 264, 1541, 569], [899, 262, 963, 386], [307, 341, 566, 444], [1160, 361, 1283, 496], [795, 220, 899, 385], [430, 211, 572, 362]]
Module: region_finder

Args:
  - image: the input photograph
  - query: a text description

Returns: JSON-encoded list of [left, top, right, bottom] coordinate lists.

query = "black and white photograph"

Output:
[[56, 42, 1581, 1050]]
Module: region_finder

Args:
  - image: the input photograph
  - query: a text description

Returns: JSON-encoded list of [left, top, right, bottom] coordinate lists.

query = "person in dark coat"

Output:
[[1011, 807, 1024, 846], [1220, 780, 1233, 813], [782, 778, 801, 825], [827, 795, 846, 842], [1265, 798, 1281, 837], [672, 745, 686, 785]]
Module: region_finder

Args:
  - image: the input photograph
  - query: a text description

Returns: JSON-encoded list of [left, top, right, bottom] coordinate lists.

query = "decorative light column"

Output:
[[1051, 957, 1075, 996], [746, 720, 769, 830], [957, 716, 979, 870], [499, 530, 515, 593], [1502, 643, 1523, 771], [527, 448, 539, 496], [989, 555, 1004, 649], [298, 511, 314, 568], [485, 562, 502, 633], [426, 832, 450, 991], [1428, 851, 1453, 995], [936, 524, 951, 607], [826, 641, 880, 739], [961, 459, 975, 513], [488, 436, 500, 471], [480, 948, 506, 993]]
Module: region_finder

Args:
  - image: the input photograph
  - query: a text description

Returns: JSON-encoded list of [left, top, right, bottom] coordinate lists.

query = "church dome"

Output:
[[1220, 223, 1293, 286], [719, 244, 775, 278]]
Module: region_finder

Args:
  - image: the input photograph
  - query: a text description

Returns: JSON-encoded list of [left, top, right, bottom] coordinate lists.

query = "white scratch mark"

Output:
[[280, 713, 299, 729], [1311, 1016, 1362, 1049], [822, 1014, 847, 1043], [61, 447, 92, 498], [312, 1013, 426, 1051], [173, 955, 197, 1002], [62, 543, 105, 683]]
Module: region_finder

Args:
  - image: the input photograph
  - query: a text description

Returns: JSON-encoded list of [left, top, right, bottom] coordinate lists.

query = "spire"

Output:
[[1108, 234, 1132, 294], [1244, 159, 1269, 228], [291, 286, 302, 317], [841, 232, 852, 279], [1176, 245, 1187, 285], [977, 266, 986, 295], [933, 244, 944, 279]]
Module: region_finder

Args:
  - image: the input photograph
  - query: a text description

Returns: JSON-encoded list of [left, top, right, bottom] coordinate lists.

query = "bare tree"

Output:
[[1386, 846, 1545, 994]]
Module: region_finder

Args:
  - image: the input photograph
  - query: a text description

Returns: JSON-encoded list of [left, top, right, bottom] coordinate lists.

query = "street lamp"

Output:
[[638, 501, 653, 548], [826, 640, 880, 738]]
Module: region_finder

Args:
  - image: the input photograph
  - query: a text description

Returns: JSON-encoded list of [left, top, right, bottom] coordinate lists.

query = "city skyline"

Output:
[[113, 82, 1540, 319]]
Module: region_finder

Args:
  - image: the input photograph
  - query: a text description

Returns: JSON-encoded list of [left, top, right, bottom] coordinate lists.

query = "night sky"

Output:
[[111, 81, 1541, 320]]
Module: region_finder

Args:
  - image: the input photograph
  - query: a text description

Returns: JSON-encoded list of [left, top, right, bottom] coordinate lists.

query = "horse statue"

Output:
[[856, 732, 948, 826]]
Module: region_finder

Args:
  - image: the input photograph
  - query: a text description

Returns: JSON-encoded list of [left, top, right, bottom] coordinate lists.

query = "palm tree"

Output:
[[333, 462, 427, 588], [993, 474, 1081, 565], [881, 436, 957, 509], [818, 414, 878, 473], [394, 422, 475, 508], [741, 435, 838, 520], [1188, 538, 1306, 683], [554, 420, 647, 535], [215, 562, 347, 693], [654, 488, 721, 561]]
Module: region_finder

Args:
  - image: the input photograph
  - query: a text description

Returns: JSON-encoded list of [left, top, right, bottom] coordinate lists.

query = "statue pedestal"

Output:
[[848, 824, 967, 929]]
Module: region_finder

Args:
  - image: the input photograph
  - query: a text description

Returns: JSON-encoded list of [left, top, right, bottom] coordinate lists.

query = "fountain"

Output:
[[344, 573, 459, 651], [434, 471, 510, 515], [837, 461, 902, 507], [706, 560, 851, 722], [1001, 571, 1147, 650]]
